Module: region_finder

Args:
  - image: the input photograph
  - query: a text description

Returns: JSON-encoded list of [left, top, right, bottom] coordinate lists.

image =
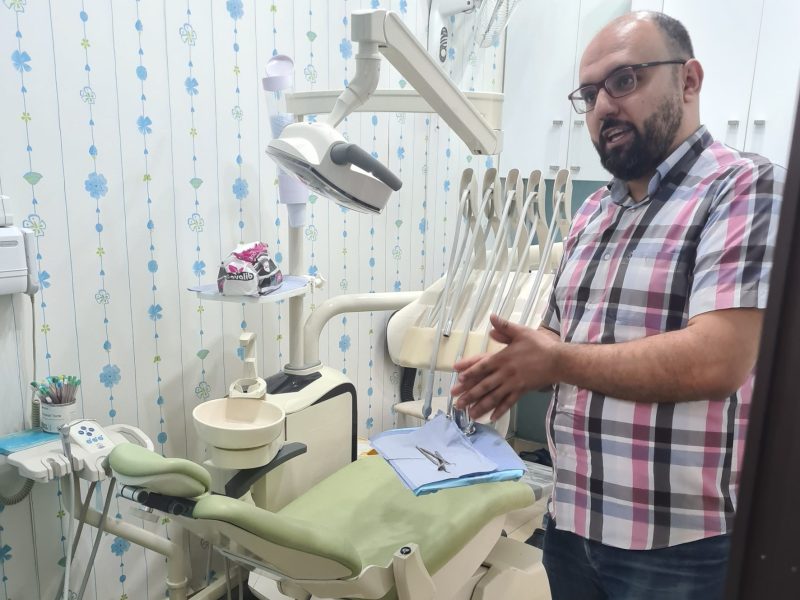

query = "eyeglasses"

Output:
[[568, 60, 687, 114]]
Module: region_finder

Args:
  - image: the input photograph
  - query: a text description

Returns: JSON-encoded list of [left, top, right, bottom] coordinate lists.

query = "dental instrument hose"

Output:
[[76, 477, 116, 600], [0, 478, 34, 506], [53, 478, 97, 600], [59, 472, 75, 600], [57, 422, 78, 600], [70, 481, 98, 561]]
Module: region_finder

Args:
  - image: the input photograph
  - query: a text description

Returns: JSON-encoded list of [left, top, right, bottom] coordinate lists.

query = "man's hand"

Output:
[[451, 314, 562, 422]]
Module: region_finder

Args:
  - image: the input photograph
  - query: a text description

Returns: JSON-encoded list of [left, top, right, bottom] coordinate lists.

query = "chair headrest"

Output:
[[108, 443, 212, 498]]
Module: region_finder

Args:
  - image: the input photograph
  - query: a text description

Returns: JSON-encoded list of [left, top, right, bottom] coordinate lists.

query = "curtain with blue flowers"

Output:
[[0, 1, 503, 598]]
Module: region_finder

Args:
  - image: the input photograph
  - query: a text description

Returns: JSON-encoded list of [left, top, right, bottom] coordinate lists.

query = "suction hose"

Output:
[[0, 479, 35, 506]]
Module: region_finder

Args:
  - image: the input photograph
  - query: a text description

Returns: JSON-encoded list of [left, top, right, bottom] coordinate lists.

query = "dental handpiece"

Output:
[[58, 422, 76, 468]]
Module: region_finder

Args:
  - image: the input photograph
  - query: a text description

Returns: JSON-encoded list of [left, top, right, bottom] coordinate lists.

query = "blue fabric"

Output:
[[0, 428, 57, 455], [370, 414, 524, 495], [542, 513, 731, 600]]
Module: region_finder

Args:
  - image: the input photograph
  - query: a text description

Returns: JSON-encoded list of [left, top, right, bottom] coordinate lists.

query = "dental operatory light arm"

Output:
[[327, 9, 502, 155]]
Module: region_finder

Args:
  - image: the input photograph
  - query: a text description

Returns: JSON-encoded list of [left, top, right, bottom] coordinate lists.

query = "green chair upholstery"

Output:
[[108, 443, 212, 498], [192, 455, 533, 581]]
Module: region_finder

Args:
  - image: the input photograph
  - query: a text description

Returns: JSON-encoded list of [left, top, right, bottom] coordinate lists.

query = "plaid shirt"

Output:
[[541, 126, 784, 549]]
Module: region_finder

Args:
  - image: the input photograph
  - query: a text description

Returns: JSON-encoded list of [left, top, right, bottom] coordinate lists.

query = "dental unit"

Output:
[[0, 8, 560, 600]]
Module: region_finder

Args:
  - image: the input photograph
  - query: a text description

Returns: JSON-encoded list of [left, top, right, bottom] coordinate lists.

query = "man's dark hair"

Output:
[[647, 12, 695, 59]]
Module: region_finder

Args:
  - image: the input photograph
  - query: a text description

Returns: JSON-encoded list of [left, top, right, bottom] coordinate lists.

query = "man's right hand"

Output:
[[451, 315, 562, 422]]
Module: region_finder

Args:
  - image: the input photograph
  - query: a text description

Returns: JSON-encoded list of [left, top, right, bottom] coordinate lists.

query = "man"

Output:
[[452, 11, 784, 600]]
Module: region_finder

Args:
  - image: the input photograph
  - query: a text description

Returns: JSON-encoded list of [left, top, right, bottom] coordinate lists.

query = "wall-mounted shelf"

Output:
[[189, 275, 311, 305], [286, 89, 503, 129]]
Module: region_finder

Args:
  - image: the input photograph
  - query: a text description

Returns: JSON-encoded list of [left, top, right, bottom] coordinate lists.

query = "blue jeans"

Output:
[[542, 513, 731, 600]]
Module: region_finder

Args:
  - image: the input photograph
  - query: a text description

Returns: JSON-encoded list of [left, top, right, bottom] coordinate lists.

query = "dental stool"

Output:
[[109, 443, 549, 600]]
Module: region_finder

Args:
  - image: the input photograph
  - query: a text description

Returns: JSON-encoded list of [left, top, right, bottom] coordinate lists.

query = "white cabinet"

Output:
[[567, 0, 632, 181], [660, 0, 800, 167], [501, 0, 580, 178], [501, 0, 630, 181], [744, 0, 800, 167], [661, 0, 763, 151], [501, 0, 800, 179]]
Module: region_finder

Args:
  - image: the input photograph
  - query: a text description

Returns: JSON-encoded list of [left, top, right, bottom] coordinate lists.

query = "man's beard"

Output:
[[594, 96, 683, 181]]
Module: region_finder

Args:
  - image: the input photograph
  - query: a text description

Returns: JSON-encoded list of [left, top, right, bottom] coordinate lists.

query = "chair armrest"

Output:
[[224, 442, 307, 498]]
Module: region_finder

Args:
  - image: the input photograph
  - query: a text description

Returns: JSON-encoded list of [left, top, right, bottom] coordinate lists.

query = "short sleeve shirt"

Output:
[[540, 126, 784, 549]]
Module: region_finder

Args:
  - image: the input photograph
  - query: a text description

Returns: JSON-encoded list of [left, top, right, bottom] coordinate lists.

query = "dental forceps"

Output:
[[416, 446, 454, 472]]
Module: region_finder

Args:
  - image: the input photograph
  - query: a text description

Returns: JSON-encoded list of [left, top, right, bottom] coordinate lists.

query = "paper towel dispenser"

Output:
[[0, 225, 38, 296]]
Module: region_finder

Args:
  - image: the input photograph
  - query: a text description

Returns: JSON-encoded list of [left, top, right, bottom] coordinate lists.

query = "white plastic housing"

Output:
[[341, 9, 501, 155]]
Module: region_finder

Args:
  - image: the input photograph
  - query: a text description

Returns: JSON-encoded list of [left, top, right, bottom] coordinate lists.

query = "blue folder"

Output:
[[371, 413, 525, 495]]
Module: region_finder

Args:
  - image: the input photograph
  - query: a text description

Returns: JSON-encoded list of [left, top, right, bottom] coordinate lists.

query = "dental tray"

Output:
[[189, 275, 310, 304]]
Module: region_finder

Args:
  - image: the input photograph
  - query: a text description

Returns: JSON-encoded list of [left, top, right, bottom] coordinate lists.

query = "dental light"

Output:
[[266, 9, 502, 214]]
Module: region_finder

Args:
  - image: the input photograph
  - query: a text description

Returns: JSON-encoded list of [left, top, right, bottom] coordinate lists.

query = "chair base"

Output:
[[246, 520, 548, 600]]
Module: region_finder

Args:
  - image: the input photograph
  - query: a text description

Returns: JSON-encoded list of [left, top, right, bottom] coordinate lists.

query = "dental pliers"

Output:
[[416, 446, 454, 472]]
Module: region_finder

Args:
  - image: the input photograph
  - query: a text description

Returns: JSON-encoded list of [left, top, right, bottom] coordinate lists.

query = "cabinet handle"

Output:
[[573, 120, 584, 127], [552, 120, 563, 126], [549, 165, 559, 171], [753, 119, 766, 126], [727, 119, 739, 126], [569, 165, 581, 172]]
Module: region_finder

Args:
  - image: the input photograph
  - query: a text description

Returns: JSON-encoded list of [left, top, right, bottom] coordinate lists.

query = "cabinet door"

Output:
[[500, 0, 580, 176], [744, 0, 800, 168], [565, 0, 631, 182], [662, 0, 763, 150]]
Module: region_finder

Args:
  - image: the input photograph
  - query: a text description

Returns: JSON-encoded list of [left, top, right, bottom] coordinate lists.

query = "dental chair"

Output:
[[109, 442, 549, 600]]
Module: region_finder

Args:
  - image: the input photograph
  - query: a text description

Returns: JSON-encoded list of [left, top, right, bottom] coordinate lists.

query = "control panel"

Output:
[[4, 420, 153, 482], [71, 421, 113, 452]]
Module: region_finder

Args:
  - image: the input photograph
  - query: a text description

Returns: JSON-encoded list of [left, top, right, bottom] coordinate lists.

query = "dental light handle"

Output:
[[330, 142, 403, 190]]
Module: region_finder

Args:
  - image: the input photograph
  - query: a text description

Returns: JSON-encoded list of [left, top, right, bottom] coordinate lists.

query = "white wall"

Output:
[[0, 1, 504, 598]]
